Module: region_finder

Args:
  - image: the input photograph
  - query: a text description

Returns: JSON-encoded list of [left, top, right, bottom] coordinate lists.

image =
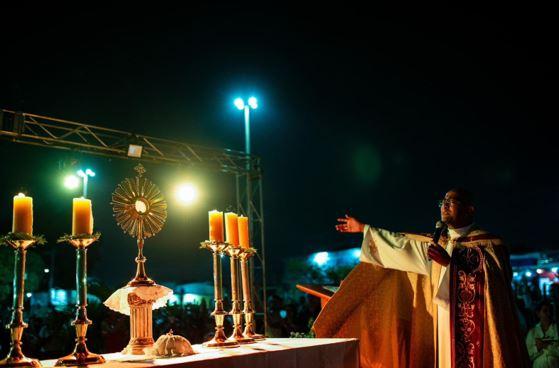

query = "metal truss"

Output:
[[0, 109, 256, 174], [1, 108, 268, 332]]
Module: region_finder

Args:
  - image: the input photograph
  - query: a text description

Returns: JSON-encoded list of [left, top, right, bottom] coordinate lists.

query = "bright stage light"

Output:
[[127, 144, 143, 158], [248, 97, 258, 109], [234, 98, 245, 110], [537, 268, 544, 274], [525, 271, 533, 277], [183, 293, 198, 304], [176, 183, 198, 205], [77, 169, 95, 178], [64, 175, 80, 189], [552, 267, 558, 273], [313, 252, 330, 266]]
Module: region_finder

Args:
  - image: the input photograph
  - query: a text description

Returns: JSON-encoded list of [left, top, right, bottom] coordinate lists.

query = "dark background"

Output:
[[0, 4, 556, 288]]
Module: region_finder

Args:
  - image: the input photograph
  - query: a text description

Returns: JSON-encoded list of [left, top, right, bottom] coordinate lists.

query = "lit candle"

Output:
[[208, 210, 224, 242], [225, 212, 239, 246], [13, 193, 33, 235], [72, 198, 93, 235], [238, 215, 250, 248]]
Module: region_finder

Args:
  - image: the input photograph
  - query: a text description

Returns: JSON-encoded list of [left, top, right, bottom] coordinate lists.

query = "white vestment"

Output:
[[360, 224, 472, 368]]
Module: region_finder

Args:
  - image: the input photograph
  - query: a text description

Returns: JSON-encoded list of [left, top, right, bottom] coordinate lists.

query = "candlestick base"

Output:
[[0, 356, 42, 368], [243, 312, 266, 340], [204, 311, 239, 348], [229, 312, 255, 344], [55, 351, 105, 367], [55, 321, 105, 366], [0, 326, 41, 368], [203, 337, 239, 348]]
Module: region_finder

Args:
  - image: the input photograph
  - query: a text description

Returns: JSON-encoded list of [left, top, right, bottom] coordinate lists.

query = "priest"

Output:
[[315, 188, 529, 367]]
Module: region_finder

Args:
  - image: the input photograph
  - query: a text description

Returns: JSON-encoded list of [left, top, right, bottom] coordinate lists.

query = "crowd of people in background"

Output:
[[514, 278, 559, 367], [1, 273, 558, 367]]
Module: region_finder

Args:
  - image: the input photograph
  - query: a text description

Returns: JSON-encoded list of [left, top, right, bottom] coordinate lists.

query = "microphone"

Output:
[[433, 221, 447, 245]]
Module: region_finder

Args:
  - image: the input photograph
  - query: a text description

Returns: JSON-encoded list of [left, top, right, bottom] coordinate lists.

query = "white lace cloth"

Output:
[[104, 284, 173, 315]]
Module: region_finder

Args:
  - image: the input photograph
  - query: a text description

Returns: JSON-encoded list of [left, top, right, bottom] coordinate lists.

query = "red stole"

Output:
[[449, 237, 488, 368]]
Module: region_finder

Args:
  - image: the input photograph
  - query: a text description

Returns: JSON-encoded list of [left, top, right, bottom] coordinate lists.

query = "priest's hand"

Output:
[[336, 215, 365, 233], [428, 244, 451, 267]]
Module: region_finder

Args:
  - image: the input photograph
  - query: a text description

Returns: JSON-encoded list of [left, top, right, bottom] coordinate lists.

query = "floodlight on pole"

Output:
[[77, 168, 95, 198], [234, 98, 245, 110], [248, 97, 258, 109], [64, 175, 80, 190], [175, 183, 198, 205], [233, 96, 258, 155]]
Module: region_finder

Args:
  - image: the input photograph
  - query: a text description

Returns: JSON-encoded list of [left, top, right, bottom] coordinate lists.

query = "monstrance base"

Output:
[[122, 338, 154, 355]]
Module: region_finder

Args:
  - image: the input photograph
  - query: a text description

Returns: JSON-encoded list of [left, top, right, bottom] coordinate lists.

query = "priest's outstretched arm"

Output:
[[336, 215, 431, 275]]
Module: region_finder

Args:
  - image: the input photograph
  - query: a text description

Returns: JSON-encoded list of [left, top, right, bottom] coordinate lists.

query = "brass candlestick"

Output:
[[225, 245, 254, 344], [200, 241, 238, 348], [239, 247, 265, 340], [55, 234, 105, 367], [0, 234, 44, 368]]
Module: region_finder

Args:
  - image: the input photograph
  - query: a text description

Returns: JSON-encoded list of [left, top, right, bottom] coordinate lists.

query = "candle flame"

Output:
[[16, 193, 25, 197]]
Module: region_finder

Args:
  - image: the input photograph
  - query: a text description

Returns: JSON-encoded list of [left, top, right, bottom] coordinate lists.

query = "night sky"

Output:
[[0, 5, 555, 288]]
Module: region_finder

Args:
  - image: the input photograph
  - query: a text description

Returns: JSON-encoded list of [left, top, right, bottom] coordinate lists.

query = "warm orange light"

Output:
[[72, 198, 93, 235], [208, 210, 224, 242], [225, 212, 239, 246], [238, 215, 250, 248], [13, 193, 33, 235]]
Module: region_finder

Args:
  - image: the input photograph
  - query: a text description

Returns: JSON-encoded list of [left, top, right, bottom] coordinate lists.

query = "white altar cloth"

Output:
[[41, 338, 359, 368]]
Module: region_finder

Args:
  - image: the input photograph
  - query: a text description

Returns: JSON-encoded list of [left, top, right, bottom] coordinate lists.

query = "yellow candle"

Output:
[[72, 198, 93, 235], [13, 193, 33, 235], [238, 215, 250, 248], [225, 212, 239, 246], [208, 210, 224, 242]]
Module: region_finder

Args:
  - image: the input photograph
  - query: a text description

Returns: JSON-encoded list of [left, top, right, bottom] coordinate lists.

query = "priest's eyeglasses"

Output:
[[438, 199, 462, 208]]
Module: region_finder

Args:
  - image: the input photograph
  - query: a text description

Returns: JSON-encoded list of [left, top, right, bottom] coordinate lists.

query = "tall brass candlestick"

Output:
[[55, 234, 104, 367], [225, 245, 254, 344], [200, 241, 238, 348], [0, 237, 42, 368], [239, 247, 265, 340]]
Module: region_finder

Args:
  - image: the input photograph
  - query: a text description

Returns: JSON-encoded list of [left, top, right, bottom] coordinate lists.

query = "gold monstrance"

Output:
[[112, 163, 167, 286], [104, 164, 172, 355]]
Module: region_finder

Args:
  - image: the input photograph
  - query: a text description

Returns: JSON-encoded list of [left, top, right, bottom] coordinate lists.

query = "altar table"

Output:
[[41, 338, 359, 368]]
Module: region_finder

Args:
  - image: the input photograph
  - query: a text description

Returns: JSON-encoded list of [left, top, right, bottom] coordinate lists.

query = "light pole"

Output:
[[234, 96, 267, 333], [234, 97, 258, 156], [76, 169, 95, 198]]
